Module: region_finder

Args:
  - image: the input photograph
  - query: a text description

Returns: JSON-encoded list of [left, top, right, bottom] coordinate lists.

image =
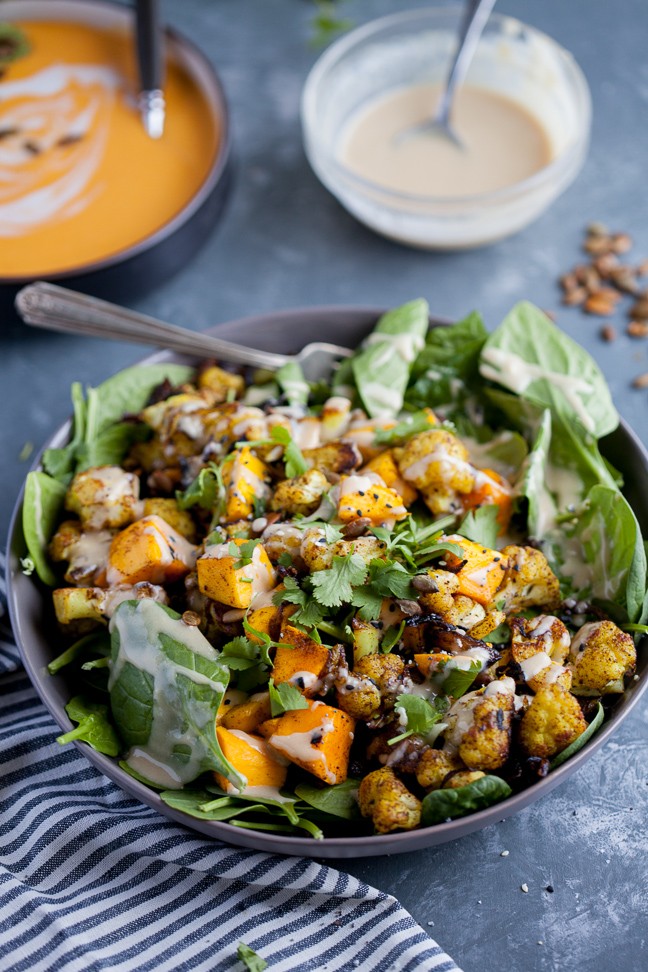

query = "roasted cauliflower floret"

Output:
[[444, 678, 515, 771], [496, 545, 561, 613], [569, 621, 636, 695], [519, 684, 587, 758], [270, 468, 329, 516], [510, 614, 572, 691], [197, 364, 245, 401], [443, 770, 486, 789], [358, 767, 421, 833], [301, 532, 387, 572], [397, 430, 476, 513], [49, 520, 114, 587], [415, 750, 465, 790], [335, 672, 382, 720], [419, 569, 460, 615], [354, 653, 405, 703], [65, 465, 140, 531], [469, 608, 506, 640], [302, 441, 362, 478], [260, 523, 304, 564]]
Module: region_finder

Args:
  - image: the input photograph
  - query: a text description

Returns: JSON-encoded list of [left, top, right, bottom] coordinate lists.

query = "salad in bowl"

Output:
[[17, 299, 647, 845]]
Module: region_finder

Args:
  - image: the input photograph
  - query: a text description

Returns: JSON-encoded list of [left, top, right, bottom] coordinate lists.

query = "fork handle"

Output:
[[15, 282, 290, 370]]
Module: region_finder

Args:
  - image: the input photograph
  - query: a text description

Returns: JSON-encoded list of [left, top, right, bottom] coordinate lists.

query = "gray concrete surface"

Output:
[[2, 2, 647, 970]]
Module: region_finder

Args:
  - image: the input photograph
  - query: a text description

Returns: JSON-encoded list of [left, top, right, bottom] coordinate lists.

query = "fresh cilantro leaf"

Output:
[[272, 577, 326, 629], [458, 505, 499, 548], [177, 461, 224, 513], [311, 553, 368, 607], [220, 636, 263, 670], [268, 678, 309, 717], [389, 694, 449, 744], [439, 659, 482, 698], [230, 539, 260, 569], [350, 585, 383, 621], [374, 410, 434, 445], [303, 520, 344, 544], [270, 426, 308, 478], [277, 552, 293, 567], [351, 558, 414, 621], [237, 942, 267, 972]]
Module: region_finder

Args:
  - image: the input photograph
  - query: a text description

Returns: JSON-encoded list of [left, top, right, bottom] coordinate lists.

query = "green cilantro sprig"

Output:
[[389, 694, 449, 745], [268, 677, 309, 717]]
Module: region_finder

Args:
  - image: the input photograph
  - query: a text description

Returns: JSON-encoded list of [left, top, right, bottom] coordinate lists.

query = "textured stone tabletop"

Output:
[[2, 2, 647, 970]]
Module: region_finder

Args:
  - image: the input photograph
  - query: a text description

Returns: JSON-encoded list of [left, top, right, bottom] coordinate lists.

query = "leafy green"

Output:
[[374, 410, 433, 446], [380, 620, 405, 653], [517, 408, 552, 538], [56, 696, 120, 756], [269, 425, 308, 478], [22, 471, 66, 586], [562, 486, 647, 621], [406, 311, 488, 409], [311, 553, 368, 607], [230, 539, 260, 569], [272, 577, 326, 630], [457, 505, 499, 548], [109, 600, 241, 788], [77, 422, 151, 470], [177, 461, 224, 512], [421, 775, 512, 825], [438, 659, 482, 698], [550, 702, 605, 769], [276, 360, 309, 407], [310, 1, 353, 48], [390, 694, 448, 743], [0, 24, 30, 64], [351, 299, 429, 418], [294, 779, 360, 820], [350, 558, 414, 621], [268, 678, 309, 717], [237, 943, 267, 972], [480, 302, 618, 439]]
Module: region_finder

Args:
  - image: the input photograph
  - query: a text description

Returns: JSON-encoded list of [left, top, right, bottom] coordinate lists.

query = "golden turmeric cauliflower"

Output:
[[358, 767, 421, 833], [496, 546, 561, 614], [519, 684, 587, 759], [569, 621, 636, 695]]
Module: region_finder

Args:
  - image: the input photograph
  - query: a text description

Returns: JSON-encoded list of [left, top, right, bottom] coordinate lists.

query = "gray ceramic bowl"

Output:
[[7, 306, 648, 859]]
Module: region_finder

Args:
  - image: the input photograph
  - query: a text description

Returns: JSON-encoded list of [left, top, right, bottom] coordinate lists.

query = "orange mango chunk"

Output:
[[267, 700, 355, 785], [107, 515, 197, 586], [414, 652, 453, 678], [462, 469, 513, 532], [442, 535, 507, 606], [222, 446, 270, 522], [364, 450, 418, 506], [214, 726, 288, 793], [337, 475, 408, 524], [273, 624, 331, 696], [221, 693, 273, 733], [196, 538, 276, 609]]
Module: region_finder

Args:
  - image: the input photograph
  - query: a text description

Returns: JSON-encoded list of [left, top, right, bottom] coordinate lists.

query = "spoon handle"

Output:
[[15, 282, 290, 370], [435, 0, 498, 129]]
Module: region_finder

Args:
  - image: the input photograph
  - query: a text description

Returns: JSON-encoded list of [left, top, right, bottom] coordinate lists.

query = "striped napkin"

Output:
[[0, 554, 460, 972]]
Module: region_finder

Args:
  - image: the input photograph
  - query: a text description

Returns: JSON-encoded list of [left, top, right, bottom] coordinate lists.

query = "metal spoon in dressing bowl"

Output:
[[396, 0, 498, 147]]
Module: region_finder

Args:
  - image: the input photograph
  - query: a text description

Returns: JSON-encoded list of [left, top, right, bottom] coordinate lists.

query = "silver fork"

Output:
[[15, 282, 354, 381]]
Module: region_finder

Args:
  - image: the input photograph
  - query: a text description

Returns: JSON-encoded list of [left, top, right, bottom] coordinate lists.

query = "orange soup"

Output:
[[0, 20, 219, 277]]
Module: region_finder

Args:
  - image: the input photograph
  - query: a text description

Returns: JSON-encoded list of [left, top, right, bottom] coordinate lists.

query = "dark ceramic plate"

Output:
[[7, 307, 648, 858]]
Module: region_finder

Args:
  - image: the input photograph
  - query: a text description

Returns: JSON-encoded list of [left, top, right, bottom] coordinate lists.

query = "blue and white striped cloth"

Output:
[[0, 554, 460, 972]]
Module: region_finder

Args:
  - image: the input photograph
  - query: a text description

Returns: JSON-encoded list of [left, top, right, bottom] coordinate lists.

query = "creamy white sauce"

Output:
[[364, 330, 425, 364], [107, 515, 196, 586], [358, 383, 403, 418], [269, 711, 336, 784], [480, 347, 596, 434]]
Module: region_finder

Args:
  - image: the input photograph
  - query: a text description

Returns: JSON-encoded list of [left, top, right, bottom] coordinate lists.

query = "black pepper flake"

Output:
[[295, 676, 305, 689], [372, 492, 379, 499], [545, 885, 554, 893], [23, 140, 41, 155], [358, 490, 365, 496], [0, 126, 19, 140], [356, 509, 363, 517], [57, 133, 83, 148], [310, 733, 323, 745], [496, 708, 505, 729]]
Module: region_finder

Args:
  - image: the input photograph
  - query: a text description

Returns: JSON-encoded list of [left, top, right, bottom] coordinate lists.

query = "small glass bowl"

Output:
[[301, 6, 591, 250]]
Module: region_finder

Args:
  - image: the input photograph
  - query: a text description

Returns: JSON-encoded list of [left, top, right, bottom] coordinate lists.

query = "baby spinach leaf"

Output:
[[268, 678, 309, 717], [161, 789, 279, 822], [42, 382, 87, 484], [294, 779, 360, 820], [276, 360, 309, 407], [237, 943, 268, 972], [47, 630, 111, 675], [421, 775, 512, 825], [480, 302, 618, 439], [517, 408, 552, 538], [406, 312, 487, 409], [458, 506, 499, 548], [91, 363, 194, 435], [563, 485, 647, 620], [374, 410, 434, 446], [352, 299, 429, 418], [56, 696, 120, 756], [109, 600, 241, 788], [22, 471, 66, 586], [76, 422, 150, 472], [550, 702, 605, 769]]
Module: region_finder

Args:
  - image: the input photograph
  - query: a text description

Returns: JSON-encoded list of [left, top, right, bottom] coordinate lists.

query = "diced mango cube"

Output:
[[107, 515, 197, 586], [221, 693, 273, 733], [364, 450, 418, 506], [462, 469, 513, 533], [196, 538, 275, 609], [222, 446, 270, 522], [337, 476, 408, 524], [267, 700, 355, 785], [272, 624, 330, 695], [214, 727, 288, 793], [442, 535, 507, 606]]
